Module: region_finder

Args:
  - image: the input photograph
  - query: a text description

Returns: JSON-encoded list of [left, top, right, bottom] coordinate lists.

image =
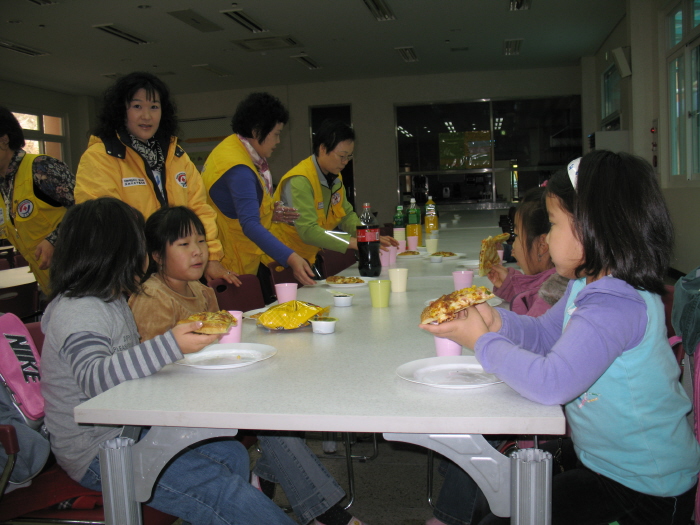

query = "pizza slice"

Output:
[[177, 310, 236, 334], [398, 250, 420, 256], [420, 286, 495, 325], [478, 233, 511, 276]]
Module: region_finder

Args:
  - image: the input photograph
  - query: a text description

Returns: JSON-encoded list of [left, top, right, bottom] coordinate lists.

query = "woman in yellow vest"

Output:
[[0, 107, 74, 294], [201, 92, 315, 297], [271, 120, 397, 266], [74, 72, 237, 285]]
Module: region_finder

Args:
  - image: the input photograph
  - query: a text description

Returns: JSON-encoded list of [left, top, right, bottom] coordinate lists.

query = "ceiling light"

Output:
[[504, 39, 523, 56], [168, 10, 223, 33], [233, 35, 299, 51], [395, 46, 418, 63], [0, 39, 49, 56], [25, 0, 57, 5], [192, 64, 233, 77], [221, 9, 268, 33], [509, 0, 531, 10], [94, 24, 150, 45], [362, 0, 396, 21], [290, 54, 321, 70]]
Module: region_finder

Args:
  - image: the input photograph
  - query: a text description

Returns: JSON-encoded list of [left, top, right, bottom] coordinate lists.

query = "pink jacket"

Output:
[[493, 267, 561, 317]]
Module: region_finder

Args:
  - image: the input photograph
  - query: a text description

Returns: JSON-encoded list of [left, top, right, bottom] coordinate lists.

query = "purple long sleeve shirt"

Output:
[[475, 276, 648, 405], [494, 267, 559, 317]]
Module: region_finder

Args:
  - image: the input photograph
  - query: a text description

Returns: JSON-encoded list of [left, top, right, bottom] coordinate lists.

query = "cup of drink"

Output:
[[388, 268, 408, 292], [219, 310, 243, 344], [426, 238, 439, 254], [369, 280, 391, 307], [452, 270, 474, 290], [407, 236, 418, 251], [497, 249, 504, 262], [389, 245, 398, 265], [434, 335, 462, 357], [275, 283, 298, 303], [379, 247, 391, 266], [397, 239, 407, 252]]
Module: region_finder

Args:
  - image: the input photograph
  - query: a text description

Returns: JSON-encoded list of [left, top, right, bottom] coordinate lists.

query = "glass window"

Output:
[[669, 55, 686, 177], [23, 140, 40, 155], [13, 112, 38, 131], [694, 0, 700, 27], [602, 65, 621, 119], [43, 115, 63, 136], [9, 111, 65, 161], [670, 5, 684, 47]]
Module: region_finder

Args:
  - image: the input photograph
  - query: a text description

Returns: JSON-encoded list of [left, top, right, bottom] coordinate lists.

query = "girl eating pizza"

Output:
[[421, 150, 700, 525]]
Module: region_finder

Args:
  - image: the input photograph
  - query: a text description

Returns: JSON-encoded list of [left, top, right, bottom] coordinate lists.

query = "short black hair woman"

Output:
[[201, 91, 316, 299], [73, 71, 238, 285], [0, 106, 75, 294], [269, 119, 396, 268]]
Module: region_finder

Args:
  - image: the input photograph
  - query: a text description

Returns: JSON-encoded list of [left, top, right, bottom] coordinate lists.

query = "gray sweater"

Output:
[[40, 294, 182, 481]]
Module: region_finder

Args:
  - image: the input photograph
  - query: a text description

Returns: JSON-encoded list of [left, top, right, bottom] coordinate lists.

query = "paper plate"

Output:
[[176, 343, 277, 369], [396, 356, 502, 389]]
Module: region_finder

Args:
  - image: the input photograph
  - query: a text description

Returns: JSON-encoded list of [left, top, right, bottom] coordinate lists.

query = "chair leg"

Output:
[[427, 449, 435, 508], [342, 432, 355, 510]]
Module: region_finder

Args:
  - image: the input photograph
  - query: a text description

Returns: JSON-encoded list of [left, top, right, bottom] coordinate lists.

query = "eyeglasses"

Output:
[[333, 151, 354, 163]]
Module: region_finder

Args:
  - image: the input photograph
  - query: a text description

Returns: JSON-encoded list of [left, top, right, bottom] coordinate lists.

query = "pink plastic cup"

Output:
[[275, 282, 298, 303], [219, 310, 243, 344], [497, 249, 504, 262], [407, 236, 418, 251], [379, 247, 391, 266], [434, 335, 462, 357], [389, 245, 398, 265], [452, 270, 474, 290], [397, 239, 407, 252]]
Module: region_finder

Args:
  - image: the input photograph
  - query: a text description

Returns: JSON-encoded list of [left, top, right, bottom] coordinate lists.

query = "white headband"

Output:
[[567, 157, 581, 190]]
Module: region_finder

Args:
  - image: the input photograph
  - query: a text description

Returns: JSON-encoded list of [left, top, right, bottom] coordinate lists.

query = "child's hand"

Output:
[[171, 322, 220, 354], [487, 264, 508, 287], [419, 304, 502, 350]]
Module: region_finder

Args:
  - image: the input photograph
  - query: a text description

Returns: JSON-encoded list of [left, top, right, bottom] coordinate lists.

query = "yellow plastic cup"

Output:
[[369, 280, 391, 307]]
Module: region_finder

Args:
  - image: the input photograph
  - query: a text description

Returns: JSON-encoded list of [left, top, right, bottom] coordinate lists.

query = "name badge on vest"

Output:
[[16, 199, 34, 219], [175, 172, 187, 188], [317, 201, 324, 210], [123, 177, 147, 187], [331, 192, 341, 206]]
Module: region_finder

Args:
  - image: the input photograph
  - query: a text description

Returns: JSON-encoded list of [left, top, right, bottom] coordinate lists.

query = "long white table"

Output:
[[74, 221, 565, 523]]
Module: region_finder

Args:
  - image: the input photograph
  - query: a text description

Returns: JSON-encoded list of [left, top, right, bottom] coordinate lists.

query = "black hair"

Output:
[[0, 106, 25, 150], [546, 150, 673, 295], [230, 92, 289, 143], [515, 187, 550, 264], [50, 197, 147, 301], [312, 120, 355, 156], [93, 71, 179, 141], [144, 206, 206, 277]]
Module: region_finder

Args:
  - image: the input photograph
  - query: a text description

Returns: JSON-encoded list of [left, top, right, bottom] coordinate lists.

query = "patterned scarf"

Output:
[[238, 135, 273, 195], [128, 133, 165, 196]]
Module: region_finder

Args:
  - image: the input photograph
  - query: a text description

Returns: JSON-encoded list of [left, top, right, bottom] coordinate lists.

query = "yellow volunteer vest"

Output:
[[269, 156, 347, 265], [201, 135, 274, 275], [0, 154, 66, 293]]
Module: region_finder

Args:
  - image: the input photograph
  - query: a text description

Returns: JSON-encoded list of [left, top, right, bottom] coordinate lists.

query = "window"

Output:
[[12, 111, 66, 161], [602, 64, 621, 121], [666, 0, 700, 180]]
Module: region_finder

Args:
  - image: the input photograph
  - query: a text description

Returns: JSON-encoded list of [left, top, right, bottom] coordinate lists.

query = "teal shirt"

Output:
[[564, 278, 700, 497]]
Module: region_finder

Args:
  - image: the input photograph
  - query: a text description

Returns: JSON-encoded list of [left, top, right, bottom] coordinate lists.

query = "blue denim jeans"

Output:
[[80, 438, 294, 525], [253, 434, 345, 524]]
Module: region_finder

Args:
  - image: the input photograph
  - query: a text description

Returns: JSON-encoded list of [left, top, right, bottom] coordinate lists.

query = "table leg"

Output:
[[383, 433, 511, 518], [99, 427, 240, 525]]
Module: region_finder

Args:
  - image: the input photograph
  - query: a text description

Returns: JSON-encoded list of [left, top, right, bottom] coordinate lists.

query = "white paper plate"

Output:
[[423, 252, 466, 259], [176, 343, 277, 369], [396, 356, 502, 389], [396, 253, 423, 260], [423, 296, 502, 307], [458, 259, 480, 268]]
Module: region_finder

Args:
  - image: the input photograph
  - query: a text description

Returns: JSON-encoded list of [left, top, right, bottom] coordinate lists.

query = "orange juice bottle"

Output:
[[424, 195, 438, 239]]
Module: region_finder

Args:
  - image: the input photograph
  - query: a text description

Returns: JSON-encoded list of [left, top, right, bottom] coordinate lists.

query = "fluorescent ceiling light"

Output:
[[290, 54, 321, 70], [221, 9, 268, 33], [509, 0, 531, 10], [233, 36, 299, 51], [395, 46, 418, 63], [504, 39, 523, 55], [363, 0, 396, 21], [94, 24, 150, 45], [0, 39, 49, 56]]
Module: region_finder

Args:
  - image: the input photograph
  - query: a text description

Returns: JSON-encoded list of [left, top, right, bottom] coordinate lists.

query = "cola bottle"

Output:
[[357, 202, 381, 277]]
